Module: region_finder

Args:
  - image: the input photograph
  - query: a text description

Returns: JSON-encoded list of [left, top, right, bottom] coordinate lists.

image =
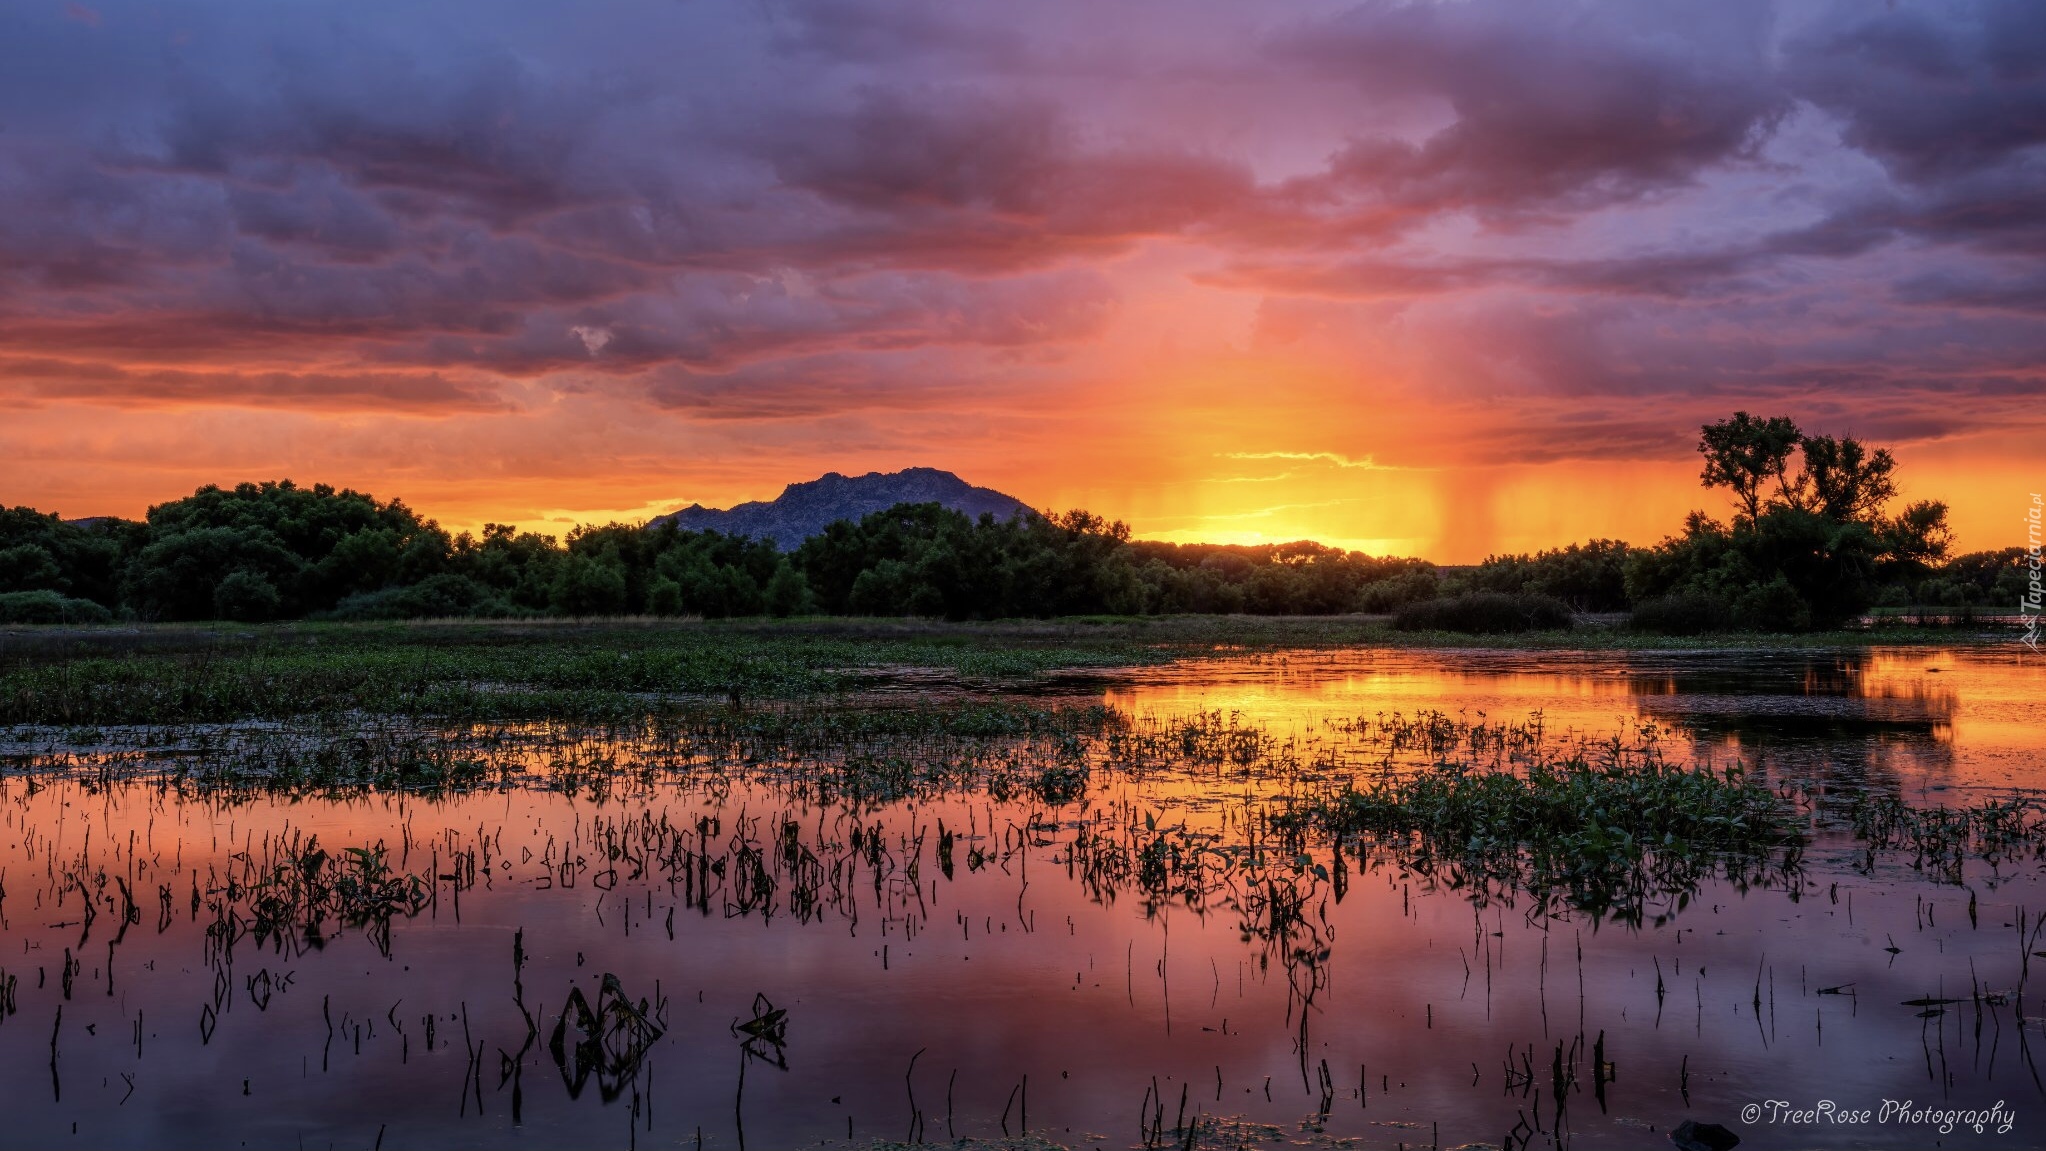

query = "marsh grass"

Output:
[[1848, 791, 2046, 882], [1276, 749, 1802, 923], [0, 616, 1989, 726], [198, 835, 433, 961], [15, 695, 2037, 921], [9, 680, 2046, 1151], [9, 681, 2042, 1052]]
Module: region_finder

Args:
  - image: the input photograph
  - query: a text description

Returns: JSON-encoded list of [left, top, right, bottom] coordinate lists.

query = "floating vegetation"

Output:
[[201, 835, 433, 960], [550, 973, 666, 1100], [1848, 791, 2046, 882], [1276, 746, 1803, 923], [732, 993, 789, 1067], [0, 642, 2039, 1151]]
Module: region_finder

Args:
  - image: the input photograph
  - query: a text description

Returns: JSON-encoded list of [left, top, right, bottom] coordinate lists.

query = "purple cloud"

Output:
[[0, 0, 2038, 476]]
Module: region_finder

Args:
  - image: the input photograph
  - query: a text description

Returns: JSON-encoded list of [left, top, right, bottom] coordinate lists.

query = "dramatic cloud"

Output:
[[0, 0, 2038, 559], [0, 358, 512, 413], [1269, 0, 1788, 228], [1786, 0, 2046, 184]]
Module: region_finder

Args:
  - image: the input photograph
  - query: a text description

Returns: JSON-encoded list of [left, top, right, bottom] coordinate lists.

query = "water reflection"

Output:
[[1106, 645, 2042, 798], [0, 644, 2040, 1150]]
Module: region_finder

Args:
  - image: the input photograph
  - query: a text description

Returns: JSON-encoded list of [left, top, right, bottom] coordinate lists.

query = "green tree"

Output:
[[128, 527, 303, 621], [1876, 499, 1953, 582], [763, 559, 812, 617], [0, 507, 129, 607], [1633, 416, 1944, 631], [126, 481, 451, 619], [1795, 435, 1896, 522], [0, 543, 62, 593], [549, 554, 629, 616], [1698, 412, 1803, 521], [1465, 539, 1631, 611]]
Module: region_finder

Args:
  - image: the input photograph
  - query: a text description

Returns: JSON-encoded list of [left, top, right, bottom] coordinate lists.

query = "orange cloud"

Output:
[[1, 0, 2041, 564]]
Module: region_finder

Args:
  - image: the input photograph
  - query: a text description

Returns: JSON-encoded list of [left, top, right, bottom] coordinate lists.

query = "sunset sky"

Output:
[[1, 0, 2038, 562]]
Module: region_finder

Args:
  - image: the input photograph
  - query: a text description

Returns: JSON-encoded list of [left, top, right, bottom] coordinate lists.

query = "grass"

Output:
[[0, 613, 2031, 1151], [22, 688, 1984, 933], [21, 692, 2036, 916], [0, 613, 2019, 926], [1273, 737, 1805, 923], [0, 614, 1996, 725], [1848, 791, 2046, 883], [207, 836, 433, 960], [3, 700, 1129, 810]]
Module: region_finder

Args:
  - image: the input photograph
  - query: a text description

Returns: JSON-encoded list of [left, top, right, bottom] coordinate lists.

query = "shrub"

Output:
[[549, 555, 629, 616], [213, 570, 283, 622], [1357, 570, 1441, 613], [1393, 592, 1574, 634], [1628, 593, 1733, 635], [323, 574, 513, 620], [645, 576, 686, 616], [0, 590, 115, 624], [1730, 575, 1813, 632]]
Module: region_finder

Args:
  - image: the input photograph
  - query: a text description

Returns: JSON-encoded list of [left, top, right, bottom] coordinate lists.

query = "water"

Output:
[[1, 643, 2041, 1149]]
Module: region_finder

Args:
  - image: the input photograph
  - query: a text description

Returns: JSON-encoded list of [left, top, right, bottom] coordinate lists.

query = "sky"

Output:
[[0, 0, 2039, 562]]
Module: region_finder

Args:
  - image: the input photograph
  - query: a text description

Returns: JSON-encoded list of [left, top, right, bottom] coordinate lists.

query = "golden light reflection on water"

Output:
[[1104, 645, 2044, 795], [1, 643, 2043, 1148]]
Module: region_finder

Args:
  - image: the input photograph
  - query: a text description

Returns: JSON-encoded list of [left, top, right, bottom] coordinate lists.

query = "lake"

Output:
[[1, 642, 2040, 1149]]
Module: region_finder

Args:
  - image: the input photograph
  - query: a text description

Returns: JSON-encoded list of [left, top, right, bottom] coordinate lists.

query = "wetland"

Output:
[[0, 620, 2037, 1150]]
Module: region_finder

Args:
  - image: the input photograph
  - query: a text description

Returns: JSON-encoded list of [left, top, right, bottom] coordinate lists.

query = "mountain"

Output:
[[657, 468, 1032, 549]]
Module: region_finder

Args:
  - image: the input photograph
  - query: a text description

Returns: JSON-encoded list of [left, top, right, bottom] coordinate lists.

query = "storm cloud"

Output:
[[0, 0, 2037, 554]]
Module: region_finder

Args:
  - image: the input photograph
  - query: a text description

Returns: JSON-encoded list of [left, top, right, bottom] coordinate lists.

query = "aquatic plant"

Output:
[[1275, 747, 1802, 923], [1848, 791, 2046, 883]]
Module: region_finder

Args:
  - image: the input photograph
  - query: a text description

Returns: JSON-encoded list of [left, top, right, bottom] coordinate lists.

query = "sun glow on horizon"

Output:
[[13, 421, 2026, 566], [1, 0, 2039, 564]]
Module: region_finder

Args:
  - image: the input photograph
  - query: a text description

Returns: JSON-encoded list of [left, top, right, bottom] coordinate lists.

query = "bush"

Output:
[[1629, 581, 1820, 634], [1730, 575, 1813, 632], [0, 590, 115, 624], [323, 574, 514, 620], [1393, 592, 1574, 634], [1466, 539, 1632, 611], [1628, 593, 1733, 635], [1357, 570, 1441, 613], [645, 576, 686, 616], [549, 555, 629, 616], [213, 570, 283, 622]]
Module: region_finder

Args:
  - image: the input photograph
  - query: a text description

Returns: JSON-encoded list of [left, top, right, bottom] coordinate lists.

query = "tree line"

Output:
[[0, 414, 2026, 631], [0, 491, 1438, 624]]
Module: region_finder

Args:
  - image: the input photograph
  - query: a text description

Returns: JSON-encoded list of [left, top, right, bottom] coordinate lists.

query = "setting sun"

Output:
[[3, 4, 2043, 1150]]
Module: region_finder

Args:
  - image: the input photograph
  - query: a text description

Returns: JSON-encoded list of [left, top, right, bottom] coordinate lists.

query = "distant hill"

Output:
[[657, 468, 1032, 549]]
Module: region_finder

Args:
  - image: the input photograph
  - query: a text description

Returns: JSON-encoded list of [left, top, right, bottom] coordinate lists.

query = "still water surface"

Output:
[[0, 644, 2040, 1150]]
